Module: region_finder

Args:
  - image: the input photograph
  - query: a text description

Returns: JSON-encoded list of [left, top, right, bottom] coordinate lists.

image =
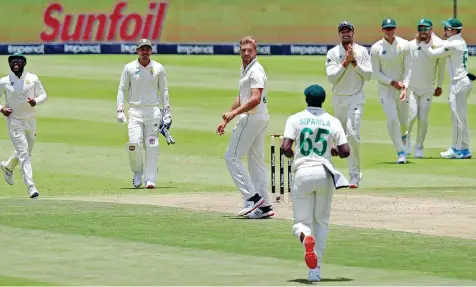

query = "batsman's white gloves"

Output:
[[162, 113, 172, 129], [116, 105, 127, 123]]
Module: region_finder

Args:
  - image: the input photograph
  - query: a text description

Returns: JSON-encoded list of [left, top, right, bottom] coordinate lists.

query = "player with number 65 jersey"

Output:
[[281, 84, 350, 282]]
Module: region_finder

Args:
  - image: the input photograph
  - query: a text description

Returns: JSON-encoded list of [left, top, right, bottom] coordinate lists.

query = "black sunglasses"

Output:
[[417, 27, 431, 32]]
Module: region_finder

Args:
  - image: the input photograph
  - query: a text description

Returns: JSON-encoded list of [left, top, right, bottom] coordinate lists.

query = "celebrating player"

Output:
[[370, 18, 412, 164], [407, 19, 446, 158], [325, 21, 372, 188], [418, 18, 473, 159], [116, 38, 172, 189], [217, 36, 273, 219], [281, 84, 350, 282], [0, 53, 48, 198]]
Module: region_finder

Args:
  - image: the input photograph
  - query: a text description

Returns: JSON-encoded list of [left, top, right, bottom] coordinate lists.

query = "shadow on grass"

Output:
[[288, 278, 354, 284]]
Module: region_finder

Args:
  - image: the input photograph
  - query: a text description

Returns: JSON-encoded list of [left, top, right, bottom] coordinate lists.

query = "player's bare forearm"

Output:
[[281, 138, 294, 158], [231, 89, 261, 115], [228, 96, 240, 112]]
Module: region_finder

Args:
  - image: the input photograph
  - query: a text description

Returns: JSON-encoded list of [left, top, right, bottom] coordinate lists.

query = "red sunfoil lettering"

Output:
[[40, 1, 168, 42]]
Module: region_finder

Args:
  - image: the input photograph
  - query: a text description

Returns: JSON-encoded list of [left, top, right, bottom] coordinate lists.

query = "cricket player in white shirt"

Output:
[[407, 19, 446, 158], [0, 53, 47, 198], [217, 36, 273, 219], [116, 38, 172, 189], [325, 21, 372, 188], [417, 18, 474, 159], [371, 18, 412, 164], [281, 84, 350, 282]]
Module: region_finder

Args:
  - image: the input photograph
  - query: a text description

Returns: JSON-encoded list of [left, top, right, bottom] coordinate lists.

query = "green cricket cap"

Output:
[[304, 85, 326, 100], [8, 52, 26, 61], [338, 21, 354, 32], [417, 18, 433, 27], [441, 18, 463, 30], [382, 18, 397, 28], [136, 38, 152, 49]]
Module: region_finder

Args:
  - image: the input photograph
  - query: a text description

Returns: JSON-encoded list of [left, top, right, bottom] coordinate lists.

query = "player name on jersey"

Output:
[[299, 118, 331, 127]]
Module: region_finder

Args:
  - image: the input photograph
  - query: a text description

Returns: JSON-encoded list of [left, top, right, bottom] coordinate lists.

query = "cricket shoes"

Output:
[[349, 173, 363, 189], [414, 148, 424, 158], [462, 149, 472, 159], [238, 193, 264, 216], [303, 234, 318, 269], [1, 161, 14, 185], [28, 185, 39, 199], [132, 172, 143, 188], [145, 181, 156, 189], [440, 148, 463, 159], [397, 151, 407, 164], [247, 205, 275, 219], [308, 267, 321, 282]]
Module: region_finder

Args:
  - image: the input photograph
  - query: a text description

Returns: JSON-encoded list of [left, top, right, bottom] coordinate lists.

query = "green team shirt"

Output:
[[283, 107, 347, 172]]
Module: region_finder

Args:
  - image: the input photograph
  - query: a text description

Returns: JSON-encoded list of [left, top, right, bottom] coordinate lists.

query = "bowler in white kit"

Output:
[[407, 19, 446, 158], [371, 18, 412, 164], [281, 84, 350, 282], [0, 53, 48, 198], [217, 36, 273, 219], [325, 21, 372, 188], [417, 18, 473, 159], [116, 38, 172, 188]]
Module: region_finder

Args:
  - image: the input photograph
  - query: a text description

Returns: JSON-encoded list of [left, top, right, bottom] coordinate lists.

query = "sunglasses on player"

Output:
[[417, 27, 431, 32]]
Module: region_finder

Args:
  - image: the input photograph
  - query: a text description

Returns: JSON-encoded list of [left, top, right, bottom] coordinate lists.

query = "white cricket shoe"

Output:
[[145, 181, 156, 189], [308, 267, 321, 282], [247, 205, 275, 219], [440, 148, 463, 159], [132, 172, 142, 188], [397, 152, 407, 164], [349, 173, 363, 189], [238, 193, 264, 216], [1, 161, 14, 185], [28, 185, 39, 198], [414, 148, 424, 158]]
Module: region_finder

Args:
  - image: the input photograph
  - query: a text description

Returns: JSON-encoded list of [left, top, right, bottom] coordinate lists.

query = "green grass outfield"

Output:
[[0, 55, 475, 285]]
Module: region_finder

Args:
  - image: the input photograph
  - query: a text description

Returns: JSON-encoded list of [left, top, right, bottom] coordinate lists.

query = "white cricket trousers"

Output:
[[291, 165, 334, 261], [378, 85, 409, 154], [127, 106, 162, 184], [449, 77, 473, 150], [224, 113, 270, 205], [408, 87, 434, 149], [4, 117, 36, 188], [332, 91, 364, 178]]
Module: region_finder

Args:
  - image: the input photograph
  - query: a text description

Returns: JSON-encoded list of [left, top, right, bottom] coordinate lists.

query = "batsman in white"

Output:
[[116, 38, 172, 189], [407, 19, 446, 158], [417, 18, 473, 159], [0, 53, 48, 198], [281, 84, 350, 282], [370, 18, 412, 164], [216, 36, 273, 219], [325, 21, 372, 188]]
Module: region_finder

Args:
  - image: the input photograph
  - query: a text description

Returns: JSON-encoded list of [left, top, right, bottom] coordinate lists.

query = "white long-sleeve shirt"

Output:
[[419, 34, 469, 83], [408, 34, 446, 89], [0, 71, 47, 120], [117, 59, 170, 113], [325, 43, 372, 96], [371, 36, 412, 87]]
